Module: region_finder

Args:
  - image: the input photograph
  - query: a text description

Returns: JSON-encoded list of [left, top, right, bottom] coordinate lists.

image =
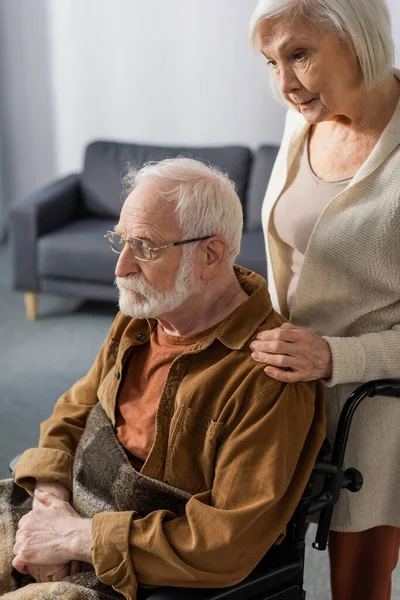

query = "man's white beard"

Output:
[[115, 249, 203, 319]]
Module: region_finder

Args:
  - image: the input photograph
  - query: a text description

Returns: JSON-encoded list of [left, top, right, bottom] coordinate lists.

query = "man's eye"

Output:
[[266, 60, 277, 68], [293, 51, 305, 61]]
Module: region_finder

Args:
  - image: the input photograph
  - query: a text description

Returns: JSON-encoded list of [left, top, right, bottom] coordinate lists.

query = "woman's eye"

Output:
[[266, 60, 277, 68]]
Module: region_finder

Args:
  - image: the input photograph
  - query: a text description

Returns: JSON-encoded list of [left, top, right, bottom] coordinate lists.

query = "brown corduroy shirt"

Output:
[[13, 267, 325, 600]]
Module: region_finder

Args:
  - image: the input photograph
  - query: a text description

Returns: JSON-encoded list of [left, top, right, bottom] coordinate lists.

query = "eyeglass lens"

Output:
[[107, 232, 151, 261]]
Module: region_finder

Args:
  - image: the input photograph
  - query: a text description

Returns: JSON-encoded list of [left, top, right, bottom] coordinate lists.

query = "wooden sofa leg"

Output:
[[24, 292, 38, 320]]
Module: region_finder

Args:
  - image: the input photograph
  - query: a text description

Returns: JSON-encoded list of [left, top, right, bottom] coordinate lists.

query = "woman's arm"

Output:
[[323, 324, 400, 387], [250, 322, 400, 386]]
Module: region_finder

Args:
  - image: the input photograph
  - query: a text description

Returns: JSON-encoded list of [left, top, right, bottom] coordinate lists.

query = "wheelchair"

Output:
[[10, 379, 400, 600], [136, 379, 400, 600]]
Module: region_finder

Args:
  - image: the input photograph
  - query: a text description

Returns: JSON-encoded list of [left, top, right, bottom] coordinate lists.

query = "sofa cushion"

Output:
[[235, 229, 267, 281], [246, 145, 279, 232], [81, 141, 253, 219], [38, 218, 119, 286]]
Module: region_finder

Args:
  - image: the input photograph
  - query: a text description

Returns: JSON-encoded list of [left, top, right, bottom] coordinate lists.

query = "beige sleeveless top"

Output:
[[273, 134, 352, 317]]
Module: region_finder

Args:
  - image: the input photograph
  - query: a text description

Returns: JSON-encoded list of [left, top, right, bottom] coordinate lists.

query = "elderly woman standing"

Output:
[[248, 0, 400, 599]]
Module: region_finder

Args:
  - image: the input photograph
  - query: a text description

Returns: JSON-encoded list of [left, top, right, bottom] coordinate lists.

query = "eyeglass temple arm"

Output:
[[169, 236, 212, 248]]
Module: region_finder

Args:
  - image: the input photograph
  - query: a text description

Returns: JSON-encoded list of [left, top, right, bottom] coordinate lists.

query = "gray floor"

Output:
[[0, 243, 399, 599]]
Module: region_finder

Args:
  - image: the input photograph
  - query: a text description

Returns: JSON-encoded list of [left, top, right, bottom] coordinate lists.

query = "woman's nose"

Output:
[[115, 244, 141, 278], [278, 66, 301, 95]]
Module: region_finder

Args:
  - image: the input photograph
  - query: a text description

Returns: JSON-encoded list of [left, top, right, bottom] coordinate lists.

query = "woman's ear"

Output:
[[199, 236, 227, 281]]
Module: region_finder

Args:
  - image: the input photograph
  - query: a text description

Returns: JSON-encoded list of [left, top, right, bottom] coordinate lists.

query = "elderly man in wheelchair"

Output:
[[4, 158, 397, 600]]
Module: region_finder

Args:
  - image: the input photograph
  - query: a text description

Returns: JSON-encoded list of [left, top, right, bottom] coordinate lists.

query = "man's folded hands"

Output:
[[13, 487, 93, 582]]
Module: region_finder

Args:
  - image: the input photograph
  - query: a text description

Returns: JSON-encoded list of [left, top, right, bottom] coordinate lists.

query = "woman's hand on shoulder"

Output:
[[250, 322, 332, 383]]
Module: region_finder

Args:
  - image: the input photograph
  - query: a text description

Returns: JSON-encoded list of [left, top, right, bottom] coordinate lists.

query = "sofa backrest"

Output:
[[81, 141, 253, 220], [246, 145, 279, 232]]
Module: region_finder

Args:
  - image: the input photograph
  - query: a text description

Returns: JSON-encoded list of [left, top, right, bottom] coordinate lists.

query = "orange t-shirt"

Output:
[[116, 323, 218, 470]]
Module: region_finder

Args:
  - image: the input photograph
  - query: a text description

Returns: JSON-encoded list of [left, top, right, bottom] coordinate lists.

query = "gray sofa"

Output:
[[10, 141, 279, 319]]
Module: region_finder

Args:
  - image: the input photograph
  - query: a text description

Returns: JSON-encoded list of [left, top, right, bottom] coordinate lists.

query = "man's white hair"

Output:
[[122, 157, 243, 261], [249, 0, 395, 89]]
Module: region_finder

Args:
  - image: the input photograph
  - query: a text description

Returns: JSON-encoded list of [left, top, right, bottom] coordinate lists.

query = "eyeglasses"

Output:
[[104, 231, 212, 262]]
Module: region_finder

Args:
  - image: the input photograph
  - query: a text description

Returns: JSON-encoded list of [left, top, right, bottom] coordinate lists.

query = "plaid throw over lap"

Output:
[[0, 402, 192, 599]]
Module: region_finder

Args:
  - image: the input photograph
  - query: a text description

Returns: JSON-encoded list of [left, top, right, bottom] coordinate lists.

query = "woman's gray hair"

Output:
[[122, 158, 243, 261], [249, 0, 395, 89]]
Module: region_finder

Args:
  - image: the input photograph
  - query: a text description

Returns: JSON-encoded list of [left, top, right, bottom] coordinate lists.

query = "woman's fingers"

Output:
[[252, 351, 302, 370], [280, 322, 298, 329], [253, 351, 308, 381], [255, 325, 301, 343], [251, 340, 301, 357], [263, 366, 301, 383], [251, 325, 333, 381]]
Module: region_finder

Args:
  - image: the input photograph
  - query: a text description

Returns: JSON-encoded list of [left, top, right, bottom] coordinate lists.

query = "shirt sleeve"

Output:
[[91, 380, 325, 596], [323, 324, 400, 387], [13, 314, 122, 494]]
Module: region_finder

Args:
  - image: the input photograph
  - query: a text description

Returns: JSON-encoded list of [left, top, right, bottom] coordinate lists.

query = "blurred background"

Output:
[[0, 0, 285, 238], [1, 0, 400, 237], [0, 2, 399, 598]]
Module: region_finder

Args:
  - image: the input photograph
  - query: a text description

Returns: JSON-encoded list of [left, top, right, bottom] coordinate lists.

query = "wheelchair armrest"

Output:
[[370, 379, 400, 397]]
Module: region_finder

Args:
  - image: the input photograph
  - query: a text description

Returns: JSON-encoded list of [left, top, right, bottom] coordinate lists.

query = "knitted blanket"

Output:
[[0, 402, 192, 599]]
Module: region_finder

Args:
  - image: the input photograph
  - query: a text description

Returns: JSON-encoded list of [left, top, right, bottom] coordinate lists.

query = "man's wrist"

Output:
[[70, 518, 93, 564]]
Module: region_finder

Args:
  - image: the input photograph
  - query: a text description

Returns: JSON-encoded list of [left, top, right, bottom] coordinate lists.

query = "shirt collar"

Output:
[[193, 266, 273, 351]]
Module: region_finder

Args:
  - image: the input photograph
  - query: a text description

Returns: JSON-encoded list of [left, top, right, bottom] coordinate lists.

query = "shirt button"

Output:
[[114, 371, 120, 380], [136, 333, 145, 341]]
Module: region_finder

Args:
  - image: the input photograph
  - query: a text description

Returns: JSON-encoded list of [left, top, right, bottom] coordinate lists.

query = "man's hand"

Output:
[[250, 322, 333, 382], [13, 489, 92, 575], [21, 480, 75, 581], [26, 560, 81, 583], [32, 480, 70, 510]]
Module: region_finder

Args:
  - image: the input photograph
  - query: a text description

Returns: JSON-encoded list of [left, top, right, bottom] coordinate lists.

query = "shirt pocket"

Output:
[[164, 405, 225, 495]]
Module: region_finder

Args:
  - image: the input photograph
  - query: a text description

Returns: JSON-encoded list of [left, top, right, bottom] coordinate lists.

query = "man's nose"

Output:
[[278, 65, 301, 95], [115, 244, 141, 278]]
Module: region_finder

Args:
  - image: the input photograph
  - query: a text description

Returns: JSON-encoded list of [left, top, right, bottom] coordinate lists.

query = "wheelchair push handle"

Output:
[[312, 378, 400, 552]]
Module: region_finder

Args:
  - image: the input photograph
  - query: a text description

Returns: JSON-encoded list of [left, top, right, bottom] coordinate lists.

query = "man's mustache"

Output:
[[114, 276, 154, 297]]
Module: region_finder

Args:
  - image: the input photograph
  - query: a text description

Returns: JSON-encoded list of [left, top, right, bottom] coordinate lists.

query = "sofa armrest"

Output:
[[10, 173, 81, 291]]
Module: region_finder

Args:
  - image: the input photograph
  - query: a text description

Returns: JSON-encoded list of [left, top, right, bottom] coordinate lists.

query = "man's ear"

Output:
[[199, 236, 227, 281]]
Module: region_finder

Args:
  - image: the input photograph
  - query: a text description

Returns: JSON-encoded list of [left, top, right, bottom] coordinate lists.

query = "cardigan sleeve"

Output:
[[322, 190, 400, 387], [323, 324, 400, 387]]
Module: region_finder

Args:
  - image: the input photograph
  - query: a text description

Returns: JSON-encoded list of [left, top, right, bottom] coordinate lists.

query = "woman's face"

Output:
[[258, 15, 361, 123]]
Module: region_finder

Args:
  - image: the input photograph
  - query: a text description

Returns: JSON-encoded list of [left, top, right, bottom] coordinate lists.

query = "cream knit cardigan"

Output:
[[262, 71, 400, 531]]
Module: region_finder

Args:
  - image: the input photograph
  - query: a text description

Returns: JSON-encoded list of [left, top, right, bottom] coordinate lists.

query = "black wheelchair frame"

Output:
[[137, 379, 400, 600]]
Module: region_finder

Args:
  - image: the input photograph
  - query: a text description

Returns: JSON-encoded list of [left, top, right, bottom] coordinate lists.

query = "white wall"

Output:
[[46, 0, 400, 175], [0, 0, 399, 217], [391, 0, 400, 61], [0, 0, 56, 233], [47, 0, 282, 175]]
